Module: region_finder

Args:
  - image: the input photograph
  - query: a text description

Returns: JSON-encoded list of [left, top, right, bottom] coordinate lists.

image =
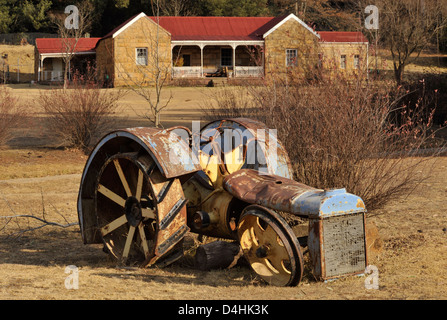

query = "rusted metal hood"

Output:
[[294, 188, 366, 217], [223, 169, 366, 217]]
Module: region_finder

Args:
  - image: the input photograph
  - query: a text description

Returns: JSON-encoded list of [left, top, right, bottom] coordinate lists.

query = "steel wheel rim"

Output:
[[238, 206, 303, 286]]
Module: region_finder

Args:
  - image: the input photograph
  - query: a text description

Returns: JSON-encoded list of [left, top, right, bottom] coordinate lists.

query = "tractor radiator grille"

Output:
[[322, 213, 366, 278]]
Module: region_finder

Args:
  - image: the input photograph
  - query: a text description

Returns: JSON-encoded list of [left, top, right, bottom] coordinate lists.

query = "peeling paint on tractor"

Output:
[[125, 127, 201, 178], [200, 118, 294, 179]]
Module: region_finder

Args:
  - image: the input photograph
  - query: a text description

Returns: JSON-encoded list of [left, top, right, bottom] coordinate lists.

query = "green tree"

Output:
[[0, 0, 53, 33], [20, 0, 52, 31], [0, 0, 14, 33], [198, 0, 270, 16]]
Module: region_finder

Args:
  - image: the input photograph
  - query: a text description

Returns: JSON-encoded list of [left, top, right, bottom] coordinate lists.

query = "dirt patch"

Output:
[[1, 85, 447, 300]]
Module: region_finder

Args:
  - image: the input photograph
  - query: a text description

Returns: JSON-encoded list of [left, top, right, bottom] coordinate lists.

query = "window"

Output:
[[136, 48, 148, 66], [354, 55, 360, 69], [286, 49, 298, 67], [221, 48, 232, 67], [340, 55, 346, 69]]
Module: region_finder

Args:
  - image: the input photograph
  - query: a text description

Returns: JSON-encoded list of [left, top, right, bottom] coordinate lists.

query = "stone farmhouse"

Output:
[[34, 13, 369, 86]]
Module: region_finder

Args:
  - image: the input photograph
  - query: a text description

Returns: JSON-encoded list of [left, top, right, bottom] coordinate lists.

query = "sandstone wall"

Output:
[[111, 17, 172, 87], [264, 19, 320, 80], [319, 42, 369, 79]]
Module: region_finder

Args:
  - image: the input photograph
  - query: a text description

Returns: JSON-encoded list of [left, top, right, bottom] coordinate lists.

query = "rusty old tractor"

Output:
[[77, 118, 368, 286]]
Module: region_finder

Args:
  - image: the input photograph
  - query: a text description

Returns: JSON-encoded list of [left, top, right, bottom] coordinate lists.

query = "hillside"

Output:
[[0, 44, 35, 83]]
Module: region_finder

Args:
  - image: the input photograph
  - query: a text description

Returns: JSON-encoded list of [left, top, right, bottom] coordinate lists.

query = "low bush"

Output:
[[39, 80, 123, 152], [0, 86, 26, 146]]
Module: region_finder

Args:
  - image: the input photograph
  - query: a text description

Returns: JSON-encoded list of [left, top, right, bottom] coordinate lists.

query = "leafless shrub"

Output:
[[0, 191, 78, 240], [38, 77, 123, 152], [0, 86, 26, 146], [201, 86, 257, 119], [203, 75, 446, 211]]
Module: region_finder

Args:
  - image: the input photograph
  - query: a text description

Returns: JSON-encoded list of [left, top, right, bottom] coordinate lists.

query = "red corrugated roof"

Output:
[[98, 14, 368, 45], [101, 15, 276, 41], [36, 38, 101, 54], [150, 16, 275, 41], [318, 31, 368, 43]]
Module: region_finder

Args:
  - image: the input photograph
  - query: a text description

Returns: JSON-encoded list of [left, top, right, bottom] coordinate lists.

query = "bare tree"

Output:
[[244, 45, 264, 67], [49, 1, 94, 89], [368, 0, 447, 85], [115, 1, 178, 127], [159, 0, 196, 16]]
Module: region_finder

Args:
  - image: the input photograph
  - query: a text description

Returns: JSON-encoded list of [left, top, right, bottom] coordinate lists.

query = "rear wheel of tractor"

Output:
[[95, 153, 158, 266], [95, 152, 187, 267], [237, 205, 304, 286]]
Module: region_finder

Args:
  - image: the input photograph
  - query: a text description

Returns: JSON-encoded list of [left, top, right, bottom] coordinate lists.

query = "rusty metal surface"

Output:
[[78, 126, 200, 245], [143, 166, 190, 267], [125, 127, 200, 179], [86, 127, 199, 180], [77, 118, 369, 286], [223, 169, 317, 215], [200, 118, 294, 179], [308, 212, 367, 281], [223, 169, 366, 218]]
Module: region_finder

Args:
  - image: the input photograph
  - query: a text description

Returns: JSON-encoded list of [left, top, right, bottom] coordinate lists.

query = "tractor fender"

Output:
[[77, 127, 200, 244]]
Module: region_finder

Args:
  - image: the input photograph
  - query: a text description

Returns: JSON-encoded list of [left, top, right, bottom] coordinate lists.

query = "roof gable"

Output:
[[262, 13, 320, 39], [103, 12, 170, 39]]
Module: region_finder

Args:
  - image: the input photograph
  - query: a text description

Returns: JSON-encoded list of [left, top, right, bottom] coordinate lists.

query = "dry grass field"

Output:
[[0, 83, 447, 302], [0, 44, 35, 83]]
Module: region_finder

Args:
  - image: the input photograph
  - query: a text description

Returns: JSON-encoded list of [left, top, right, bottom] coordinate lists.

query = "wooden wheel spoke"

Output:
[[96, 155, 167, 267], [113, 159, 132, 198], [138, 224, 150, 259], [98, 184, 125, 207], [100, 214, 127, 236], [122, 225, 136, 262], [141, 208, 156, 220], [135, 169, 144, 201]]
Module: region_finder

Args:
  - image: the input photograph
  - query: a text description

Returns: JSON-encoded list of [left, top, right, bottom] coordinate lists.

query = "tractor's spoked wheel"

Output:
[[95, 153, 157, 266], [237, 205, 304, 287]]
